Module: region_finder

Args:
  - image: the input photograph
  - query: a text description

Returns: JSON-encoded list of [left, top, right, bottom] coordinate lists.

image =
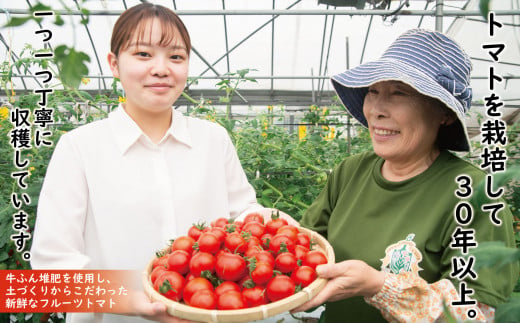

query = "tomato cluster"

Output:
[[150, 212, 328, 310]]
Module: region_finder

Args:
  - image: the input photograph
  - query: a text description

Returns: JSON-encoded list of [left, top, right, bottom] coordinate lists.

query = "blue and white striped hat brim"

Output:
[[331, 29, 472, 152]]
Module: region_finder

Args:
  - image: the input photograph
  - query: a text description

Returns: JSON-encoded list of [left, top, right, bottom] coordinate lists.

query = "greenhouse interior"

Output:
[[1, 0, 519, 322]]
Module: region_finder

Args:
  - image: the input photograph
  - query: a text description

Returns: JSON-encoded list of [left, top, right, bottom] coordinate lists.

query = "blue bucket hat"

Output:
[[331, 29, 473, 151]]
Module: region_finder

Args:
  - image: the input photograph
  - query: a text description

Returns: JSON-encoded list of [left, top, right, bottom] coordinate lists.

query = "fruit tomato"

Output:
[[276, 225, 299, 242], [251, 250, 275, 268], [189, 252, 215, 276], [266, 275, 295, 302], [243, 212, 264, 224], [265, 216, 288, 235], [167, 250, 191, 275], [291, 266, 317, 287], [224, 232, 247, 254], [269, 234, 295, 254], [188, 222, 207, 241], [153, 271, 185, 302], [150, 265, 167, 284], [302, 250, 328, 270], [215, 281, 241, 298], [275, 252, 298, 274], [215, 252, 247, 282], [189, 289, 217, 309], [250, 260, 274, 285], [217, 290, 245, 310], [296, 233, 311, 249], [211, 217, 229, 228], [242, 286, 267, 307], [196, 232, 221, 255], [183, 277, 214, 305], [171, 236, 195, 254], [241, 221, 266, 239]]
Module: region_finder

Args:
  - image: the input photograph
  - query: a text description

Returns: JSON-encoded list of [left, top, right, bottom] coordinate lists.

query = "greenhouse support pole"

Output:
[[435, 0, 444, 32], [346, 36, 351, 155]]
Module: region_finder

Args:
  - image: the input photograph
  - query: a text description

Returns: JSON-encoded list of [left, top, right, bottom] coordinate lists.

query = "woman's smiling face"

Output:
[[107, 18, 189, 115], [363, 81, 446, 164]]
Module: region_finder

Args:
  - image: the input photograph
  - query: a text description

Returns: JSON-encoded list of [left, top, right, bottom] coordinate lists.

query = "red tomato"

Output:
[[260, 233, 273, 249], [188, 222, 207, 241], [218, 290, 245, 310], [208, 227, 227, 244], [183, 277, 214, 304], [242, 286, 267, 307], [233, 220, 244, 232], [197, 232, 221, 255], [152, 254, 169, 269], [269, 234, 295, 254], [245, 235, 262, 249], [250, 261, 274, 285], [153, 271, 185, 302], [215, 281, 241, 298], [238, 276, 255, 290], [275, 252, 298, 274], [150, 265, 167, 284], [265, 217, 288, 235], [243, 212, 264, 224], [189, 252, 215, 276], [302, 250, 328, 270], [296, 233, 311, 249], [189, 289, 217, 309], [266, 275, 295, 302], [294, 245, 310, 262], [244, 246, 262, 258], [276, 225, 299, 242], [215, 252, 247, 282], [167, 250, 191, 275], [211, 217, 229, 228], [224, 232, 247, 254], [241, 221, 266, 238], [252, 250, 275, 268], [291, 266, 317, 287], [171, 236, 195, 254]]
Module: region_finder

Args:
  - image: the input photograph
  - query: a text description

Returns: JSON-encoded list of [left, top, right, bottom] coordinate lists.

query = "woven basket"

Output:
[[142, 226, 334, 323]]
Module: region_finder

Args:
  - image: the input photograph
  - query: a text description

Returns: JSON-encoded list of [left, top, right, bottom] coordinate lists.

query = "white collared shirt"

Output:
[[31, 106, 262, 271]]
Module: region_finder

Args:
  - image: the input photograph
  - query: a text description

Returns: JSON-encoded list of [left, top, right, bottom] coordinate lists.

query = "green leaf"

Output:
[[479, 0, 491, 20], [469, 241, 520, 271], [495, 296, 520, 323], [54, 45, 90, 89], [4, 16, 33, 27], [54, 14, 65, 26]]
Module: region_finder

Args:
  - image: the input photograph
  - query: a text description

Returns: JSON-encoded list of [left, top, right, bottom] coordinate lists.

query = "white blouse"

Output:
[[30, 106, 262, 272]]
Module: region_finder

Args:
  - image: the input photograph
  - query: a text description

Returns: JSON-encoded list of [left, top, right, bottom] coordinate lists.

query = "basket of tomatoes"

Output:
[[142, 210, 334, 323]]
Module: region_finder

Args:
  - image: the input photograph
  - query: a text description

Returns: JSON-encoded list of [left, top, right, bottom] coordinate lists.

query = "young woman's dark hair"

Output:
[[110, 3, 191, 57]]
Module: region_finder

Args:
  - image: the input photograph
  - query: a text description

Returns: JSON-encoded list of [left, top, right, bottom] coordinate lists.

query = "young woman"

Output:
[[31, 3, 263, 322]]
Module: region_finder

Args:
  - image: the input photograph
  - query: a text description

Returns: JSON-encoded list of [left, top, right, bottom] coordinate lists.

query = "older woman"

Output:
[[294, 29, 518, 322]]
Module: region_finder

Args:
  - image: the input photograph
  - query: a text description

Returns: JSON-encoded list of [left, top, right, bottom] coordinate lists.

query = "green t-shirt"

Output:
[[300, 150, 519, 322]]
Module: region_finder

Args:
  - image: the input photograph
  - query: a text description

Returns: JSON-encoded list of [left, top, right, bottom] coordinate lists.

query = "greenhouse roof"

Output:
[[1, 0, 519, 136]]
